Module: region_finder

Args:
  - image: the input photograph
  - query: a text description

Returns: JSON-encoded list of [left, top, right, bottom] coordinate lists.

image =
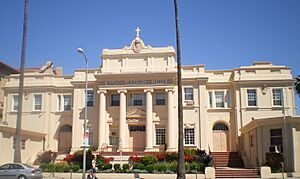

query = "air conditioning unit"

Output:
[[269, 145, 282, 153]]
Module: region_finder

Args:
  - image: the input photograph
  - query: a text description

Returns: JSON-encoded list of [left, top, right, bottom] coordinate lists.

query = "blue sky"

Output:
[[0, 0, 299, 113]]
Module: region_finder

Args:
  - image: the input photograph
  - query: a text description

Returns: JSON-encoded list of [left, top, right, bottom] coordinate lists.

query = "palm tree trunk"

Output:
[[14, 0, 28, 163], [173, 0, 185, 178]]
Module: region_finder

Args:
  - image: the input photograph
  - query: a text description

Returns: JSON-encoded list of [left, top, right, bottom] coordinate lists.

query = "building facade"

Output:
[[0, 32, 299, 172]]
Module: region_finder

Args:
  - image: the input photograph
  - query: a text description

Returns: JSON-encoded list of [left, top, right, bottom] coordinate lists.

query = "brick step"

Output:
[[215, 168, 260, 178]]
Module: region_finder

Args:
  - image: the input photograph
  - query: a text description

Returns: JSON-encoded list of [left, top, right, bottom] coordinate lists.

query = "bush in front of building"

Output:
[[40, 162, 73, 173], [113, 163, 121, 172], [54, 162, 70, 172], [265, 152, 284, 172], [132, 162, 145, 170], [122, 163, 130, 170], [35, 150, 57, 164], [140, 155, 158, 166], [165, 152, 178, 162], [145, 164, 156, 173], [157, 163, 167, 172], [103, 163, 113, 170], [69, 149, 93, 170]]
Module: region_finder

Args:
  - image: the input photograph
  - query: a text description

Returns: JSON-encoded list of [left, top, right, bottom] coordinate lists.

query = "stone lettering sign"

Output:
[[99, 79, 173, 86]]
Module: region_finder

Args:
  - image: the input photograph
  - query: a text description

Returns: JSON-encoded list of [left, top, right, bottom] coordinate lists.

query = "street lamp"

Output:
[[77, 47, 88, 179]]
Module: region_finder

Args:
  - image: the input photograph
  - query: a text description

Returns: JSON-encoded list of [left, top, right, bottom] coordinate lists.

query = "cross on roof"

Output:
[[135, 27, 141, 37]]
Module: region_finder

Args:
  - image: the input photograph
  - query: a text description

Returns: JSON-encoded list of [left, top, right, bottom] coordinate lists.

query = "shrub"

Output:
[[39, 163, 48, 171], [47, 163, 55, 172], [157, 163, 167, 172], [154, 153, 165, 161], [104, 157, 114, 164], [165, 152, 178, 162], [184, 154, 195, 163], [114, 164, 121, 171], [140, 155, 158, 166], [103, 163, 112, 170], [132, 163, 145, 170], [265, 152, 284, 172], [185, 163, 191, 172], [35, 150, 57, 164], [70, 149, 93, 170], [145, 164, 156, 173], [71, 164, 80, 172], [122, 164, 130, 170], [169, 162, 177, 172], [129, 155, 141, 163], [63, 154, 74, 163], [54, 162, 70, 172]]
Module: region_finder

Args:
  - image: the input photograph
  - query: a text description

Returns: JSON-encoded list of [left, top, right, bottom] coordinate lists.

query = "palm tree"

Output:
[[294, 75, 300, 97], [173, 0, 185, 178], [14, 0, 28, 163]]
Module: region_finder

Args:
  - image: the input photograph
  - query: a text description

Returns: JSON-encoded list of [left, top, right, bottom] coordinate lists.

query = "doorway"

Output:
[[58, 125, 72, 153], [212, 123, 229, 152], [128, 126, 146, 151]]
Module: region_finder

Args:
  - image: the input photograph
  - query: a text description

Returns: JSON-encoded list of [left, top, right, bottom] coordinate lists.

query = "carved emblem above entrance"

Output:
[[123, 27, 151, 53]]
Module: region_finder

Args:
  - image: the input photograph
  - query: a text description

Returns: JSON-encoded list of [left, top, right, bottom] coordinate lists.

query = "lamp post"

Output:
[[77, 47, 88, 179]]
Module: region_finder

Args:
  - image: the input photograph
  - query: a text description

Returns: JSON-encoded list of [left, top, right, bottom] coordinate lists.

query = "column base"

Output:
[[144, 147, 155, 152], [166, 147, 177, 152]]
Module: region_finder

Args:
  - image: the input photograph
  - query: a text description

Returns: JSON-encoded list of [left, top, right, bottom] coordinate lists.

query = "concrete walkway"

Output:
[[43, 172, 205, 179]]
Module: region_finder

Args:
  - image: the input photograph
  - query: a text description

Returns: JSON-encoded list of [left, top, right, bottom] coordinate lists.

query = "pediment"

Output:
[[126, 108, 146, 118]]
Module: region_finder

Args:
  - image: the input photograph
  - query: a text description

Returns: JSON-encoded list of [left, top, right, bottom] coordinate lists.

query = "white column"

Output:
[[144, 89, 153, 151], [199, 85, 208, 151], [165, 88, 176, 151], [97, 89, 107, 149], [118, 89, 127, 150]]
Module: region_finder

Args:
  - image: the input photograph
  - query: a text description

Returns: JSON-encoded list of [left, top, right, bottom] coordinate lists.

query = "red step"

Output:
[[211, 152, 244, 168], [215, 167, 260, 178]]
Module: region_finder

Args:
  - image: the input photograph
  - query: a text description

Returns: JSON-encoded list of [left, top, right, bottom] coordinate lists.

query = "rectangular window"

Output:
[[273, 88, 283, 106], [130, 93, 144, 106], [156, 128, 166, 145], [155, 93, 165, 105], [270, 129, 283, 152], [34, 94, 42, 110], [57, 95, 61, 111], [215, 91, 224, 108], [184, 128, 195, 145], [87, 90, 94, 107], [184, 88, 193, 101], [63, 95, 71, 111], [88, 131, 93, 145], [209, 91, 213, 108], [109, 135, 119, 146], [111, 94, 120, 106], [13, 95, 19, 111], [247, 89, 257, 106]]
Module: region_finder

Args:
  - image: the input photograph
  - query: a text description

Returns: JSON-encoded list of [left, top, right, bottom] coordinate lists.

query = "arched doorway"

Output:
[[212, 123, 229, 152], [58, 125, 72, 153]]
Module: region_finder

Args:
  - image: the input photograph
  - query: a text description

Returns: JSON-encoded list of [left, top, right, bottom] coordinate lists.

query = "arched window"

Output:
[[60, 125, 72, 132], [213, 123, 228, 131]]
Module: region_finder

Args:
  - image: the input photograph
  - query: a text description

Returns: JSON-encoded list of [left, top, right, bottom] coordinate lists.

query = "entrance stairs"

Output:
[[211, 152, 259, 178]]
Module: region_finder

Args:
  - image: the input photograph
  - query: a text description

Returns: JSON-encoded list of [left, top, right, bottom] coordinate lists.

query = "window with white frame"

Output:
[[155, 93, 165, 105], [109, 133, 119, 146], [156, 128, 166, 145], [34, 94, 42, 110], [247, 89, 257, 106], [111, 94, 120, 106], [272, 88, 283, 106], [63, 95, 71, 111], [184, 88, 193, 101], [57, 95, 61, 111], [13, 95, 19, 111], [208, 91, 213, 108], [215, 91, 224, 108], [129, 93, 144, 106], [184, 128, 195, 145], [87, 90, 94, 107]]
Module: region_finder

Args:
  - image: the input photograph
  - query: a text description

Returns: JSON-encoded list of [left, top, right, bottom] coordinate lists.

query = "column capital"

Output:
[[97, 89, 107, 94], [165, 88, 175, 93], [117, 89, 127, 94], [144, 88, 153, 93]]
